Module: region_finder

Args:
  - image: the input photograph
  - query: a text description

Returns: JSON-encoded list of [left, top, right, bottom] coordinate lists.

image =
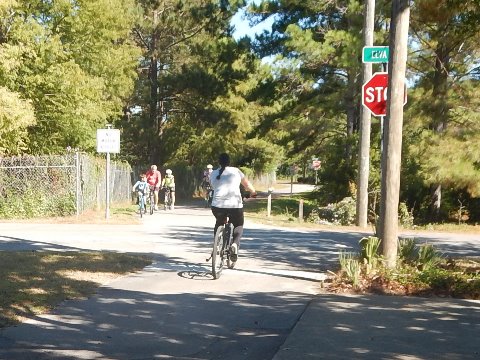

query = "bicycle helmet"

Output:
[[207, 164, 213, 169], [166, 169, 172, 175]]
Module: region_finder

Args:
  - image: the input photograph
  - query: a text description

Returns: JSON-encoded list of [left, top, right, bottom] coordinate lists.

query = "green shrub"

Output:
[[418, 267, 480, 297], [339, 251, 356, 269], [339, 251, 361, 287], [417, 243, 443, 270], [399, 202, 414, 228], [398, 238, 418, 265], [398, 238, 443, 271], [0, 188, 75, 219], [344, 259, 361, 287], [312, 197, 356, 225], [334, 236, 479, 298], [359, 236, 382, 273]]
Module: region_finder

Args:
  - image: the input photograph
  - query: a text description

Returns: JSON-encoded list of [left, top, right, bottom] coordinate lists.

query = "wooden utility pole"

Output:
[[356, 0, 375, 228], [379, 0, 410, 268], [149, 9, 160, 163]]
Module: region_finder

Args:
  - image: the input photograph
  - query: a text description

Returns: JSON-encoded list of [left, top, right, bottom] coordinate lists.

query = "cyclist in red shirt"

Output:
[[145, 164, 162, 210]]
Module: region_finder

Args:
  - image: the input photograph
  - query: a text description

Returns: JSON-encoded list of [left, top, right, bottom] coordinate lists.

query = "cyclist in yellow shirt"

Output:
[[161, 169, 176, 210]]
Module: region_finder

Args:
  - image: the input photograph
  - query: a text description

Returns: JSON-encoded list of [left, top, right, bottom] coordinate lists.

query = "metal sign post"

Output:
[[96, 125, 121, 219], [106, 151, 110, 219], [289, 165, 298, 195], [311, 158, 321, 185]]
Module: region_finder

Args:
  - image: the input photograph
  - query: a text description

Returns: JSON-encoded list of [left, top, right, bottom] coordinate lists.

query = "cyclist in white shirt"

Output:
[[210, 153, 256, 261]]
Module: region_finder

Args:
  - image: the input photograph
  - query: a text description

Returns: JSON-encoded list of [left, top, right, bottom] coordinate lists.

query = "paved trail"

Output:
[[0, 194, 478, 359]]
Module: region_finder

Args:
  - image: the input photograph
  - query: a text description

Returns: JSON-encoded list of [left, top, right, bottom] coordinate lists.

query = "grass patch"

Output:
[[2, 203, 140, 225], [411, 223, 480, 233], [0, 251, 152, 328], [244, 193, 316, 224]]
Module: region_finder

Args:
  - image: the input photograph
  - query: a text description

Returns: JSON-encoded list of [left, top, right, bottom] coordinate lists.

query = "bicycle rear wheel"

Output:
[[212, 225, 225, 279], [226, 223, 236, 269], [164, 191, 169, 210], [149, 193, 154, 215]]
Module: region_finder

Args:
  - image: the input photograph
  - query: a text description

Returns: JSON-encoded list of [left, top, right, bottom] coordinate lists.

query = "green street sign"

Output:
[[362, 46, 389, 63]]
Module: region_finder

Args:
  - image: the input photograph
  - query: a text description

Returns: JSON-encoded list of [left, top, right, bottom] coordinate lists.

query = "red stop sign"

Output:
[[362, 72, 407, 117], [362, 72, 388, 116]]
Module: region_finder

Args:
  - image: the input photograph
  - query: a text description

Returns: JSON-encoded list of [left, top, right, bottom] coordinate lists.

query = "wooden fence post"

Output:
[[299, 199, 304, 222]]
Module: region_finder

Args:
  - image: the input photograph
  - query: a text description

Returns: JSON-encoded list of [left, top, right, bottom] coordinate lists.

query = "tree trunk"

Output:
[[149, 10, 160, 164], [430, 184, 442, 221], [356, 0, 375, 228], [345, 74, 357, 166], [379, 0, 410, 269], [429, 41, 449, 219]]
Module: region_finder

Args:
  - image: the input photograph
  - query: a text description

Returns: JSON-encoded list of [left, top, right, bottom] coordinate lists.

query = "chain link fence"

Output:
[[0, 153, 132, 219]]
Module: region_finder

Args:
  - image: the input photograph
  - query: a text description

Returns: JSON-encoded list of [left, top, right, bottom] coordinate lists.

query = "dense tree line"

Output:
[[0, 0, 479, 223]]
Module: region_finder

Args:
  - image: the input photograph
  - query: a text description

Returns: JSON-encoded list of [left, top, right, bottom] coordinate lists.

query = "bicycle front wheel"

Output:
[[212, 225, 225, 279], [149, 194, 154, 215], [139, 197, 144, 218], [164, 192, 169, 210]]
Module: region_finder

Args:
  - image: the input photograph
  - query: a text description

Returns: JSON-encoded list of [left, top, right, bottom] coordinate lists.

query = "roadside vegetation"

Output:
[[3, 205, 140, 225], [0, 251, 152, 328], [2, 1, 479, 228], [329, 236, 480, 299], [244, 191, 480, 300]]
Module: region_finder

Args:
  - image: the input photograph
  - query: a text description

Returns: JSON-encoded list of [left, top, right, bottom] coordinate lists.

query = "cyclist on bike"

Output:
[[145, 164, 161, 210], [161, 169, 176, 210], [210, 153, 256, 262], [201, 164, 214, 206], [132, 173, 149, 213]]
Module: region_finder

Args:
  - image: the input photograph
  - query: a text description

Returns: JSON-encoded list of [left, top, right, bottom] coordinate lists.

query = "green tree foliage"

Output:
[[0, 1, 36, 154], [0, 0, 141, 154], [123, 0, 283, 175], [402, 0, 480, 220], [246, 0, 480, 222], [1, 0, 479, 224], [0, 86, 35, 154], [245, 0, 367, 199], [124, 0, 245, 165]]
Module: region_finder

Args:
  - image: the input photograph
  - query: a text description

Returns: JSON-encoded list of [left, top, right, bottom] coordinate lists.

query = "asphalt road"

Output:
[[0, 205, 327, 360], [0, 200, 478, 359]]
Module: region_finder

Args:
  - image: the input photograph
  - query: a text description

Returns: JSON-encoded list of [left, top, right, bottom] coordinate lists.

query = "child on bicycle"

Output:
[[209, 153, 256, 262], [132, 173, 149, 212], [161, 169, 176, 210], [201, 164, 214, 206]]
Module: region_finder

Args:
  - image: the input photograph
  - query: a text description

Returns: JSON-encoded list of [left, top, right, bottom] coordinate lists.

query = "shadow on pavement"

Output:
[[0, 288, 311, 360], [273, 293, 480, 360]]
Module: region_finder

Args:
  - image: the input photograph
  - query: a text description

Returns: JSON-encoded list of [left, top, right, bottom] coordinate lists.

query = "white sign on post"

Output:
[[96, 129, 120, 153], [96, 128, 120, 220]]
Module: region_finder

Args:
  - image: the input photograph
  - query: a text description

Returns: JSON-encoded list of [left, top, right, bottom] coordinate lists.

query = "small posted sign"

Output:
[[96, 129, 120, 153], [362, 46, 389, 64]]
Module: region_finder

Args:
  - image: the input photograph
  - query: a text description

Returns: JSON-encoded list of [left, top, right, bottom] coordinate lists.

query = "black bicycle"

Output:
[[148, 186, 155, 215], [136, 191, 146, 218], [206, 216, 236, 279], [204, 184, 213, 207], [164, 187, 173, 210]]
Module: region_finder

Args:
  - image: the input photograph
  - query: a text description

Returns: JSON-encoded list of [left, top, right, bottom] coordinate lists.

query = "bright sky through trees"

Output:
[[231, 0, 275, 40]]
